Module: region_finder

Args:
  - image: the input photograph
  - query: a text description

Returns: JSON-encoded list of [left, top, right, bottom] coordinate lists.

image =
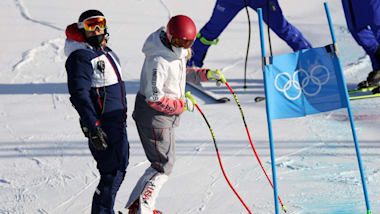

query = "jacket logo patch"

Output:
[[152, 68, 159, 100], [97, 60, 105, 73]]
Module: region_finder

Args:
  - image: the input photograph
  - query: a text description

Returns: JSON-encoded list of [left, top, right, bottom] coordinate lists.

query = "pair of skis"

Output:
[[348, 85, 380, 100], [186, 81, 230, 103], [253, 85, 380, 103]]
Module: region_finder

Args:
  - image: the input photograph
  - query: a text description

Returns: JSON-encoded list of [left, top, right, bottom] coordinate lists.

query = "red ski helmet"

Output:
[[166, 15, 196, 48]]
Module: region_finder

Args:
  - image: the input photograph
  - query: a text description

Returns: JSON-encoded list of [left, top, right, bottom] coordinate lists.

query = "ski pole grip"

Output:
[[215, 69, 226, 83], [185, 91, 197, 105]]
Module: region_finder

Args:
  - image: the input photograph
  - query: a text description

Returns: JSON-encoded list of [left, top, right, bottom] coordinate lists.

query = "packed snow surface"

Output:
[[1, 0, 379, 213]]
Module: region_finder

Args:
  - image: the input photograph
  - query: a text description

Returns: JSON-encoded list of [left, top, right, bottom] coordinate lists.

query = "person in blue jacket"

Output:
[[342, 0, 380, 89], [64, 9, 129, 214], [188, 0, 312, 68]]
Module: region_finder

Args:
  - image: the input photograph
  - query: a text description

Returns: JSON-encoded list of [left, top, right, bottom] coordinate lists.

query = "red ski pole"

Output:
[[214, 70, 287, 213], [186, 92, 253, 214]]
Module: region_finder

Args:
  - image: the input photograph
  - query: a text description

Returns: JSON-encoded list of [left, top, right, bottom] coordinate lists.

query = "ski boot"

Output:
[[153, 210, 163, 214], [372, 86, 380, 94], [357, 70, 380, 89]]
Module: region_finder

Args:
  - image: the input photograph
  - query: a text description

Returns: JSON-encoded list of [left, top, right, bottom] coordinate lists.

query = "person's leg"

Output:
[[342, 0, 379, 70], [354, 29, 380, 71], [138, 171, 168, 214], [252, 0, 311, 51], [368, 0, 380, 69], [90, 123, 130, 214], [125, 167, 156, 209], [91, 170, 126, 214], [368, 0, 380, 42], [138, 126, 175, 175], [126, 123, 175, 213], [189, 0, 244, 67]]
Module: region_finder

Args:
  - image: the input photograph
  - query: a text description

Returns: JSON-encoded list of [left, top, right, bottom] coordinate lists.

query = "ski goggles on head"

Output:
[[78, 16, 107, 31], [171, 37, 194, 49]]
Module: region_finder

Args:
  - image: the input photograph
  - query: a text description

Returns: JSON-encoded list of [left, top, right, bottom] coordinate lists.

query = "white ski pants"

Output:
[[126, 167, 168, 213]]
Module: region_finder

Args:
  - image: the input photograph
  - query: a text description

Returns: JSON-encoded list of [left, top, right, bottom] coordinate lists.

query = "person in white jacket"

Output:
[[125, 15, 224, 214]]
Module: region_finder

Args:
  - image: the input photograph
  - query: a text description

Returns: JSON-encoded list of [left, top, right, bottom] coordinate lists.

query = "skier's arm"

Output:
[[147, 96, 184, 115], [186, 67, 225, 84], [66, 50, 100, 130], [145, 60, 184, 115], [186, 67, 209, 83]]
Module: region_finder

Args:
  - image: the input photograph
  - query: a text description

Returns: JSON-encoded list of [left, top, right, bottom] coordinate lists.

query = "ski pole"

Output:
[[186, 91, 253, 214], [214, 70, 287, 213], [242, 0, 251, 92]]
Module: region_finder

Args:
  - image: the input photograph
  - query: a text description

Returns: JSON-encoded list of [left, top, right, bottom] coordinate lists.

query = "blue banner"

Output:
[[264, 46, 347, 120]]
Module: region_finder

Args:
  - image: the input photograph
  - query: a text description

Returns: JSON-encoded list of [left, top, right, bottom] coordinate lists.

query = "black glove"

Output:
[[89, 127, 108, 151]]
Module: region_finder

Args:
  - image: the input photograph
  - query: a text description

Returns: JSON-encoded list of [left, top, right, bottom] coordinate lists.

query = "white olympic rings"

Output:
[[274, 65, 330, 100]]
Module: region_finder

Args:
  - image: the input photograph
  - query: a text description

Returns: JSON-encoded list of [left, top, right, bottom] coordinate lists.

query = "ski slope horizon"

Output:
[[1, 0, 380, 213]]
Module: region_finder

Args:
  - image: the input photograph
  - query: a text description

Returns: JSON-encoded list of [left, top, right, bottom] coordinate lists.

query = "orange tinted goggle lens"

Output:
[[84, 17, 107, 31], [171, 37, 194, 49]]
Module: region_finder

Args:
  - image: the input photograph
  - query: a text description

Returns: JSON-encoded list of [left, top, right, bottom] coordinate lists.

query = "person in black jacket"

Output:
[[64, 9, 129, 214]]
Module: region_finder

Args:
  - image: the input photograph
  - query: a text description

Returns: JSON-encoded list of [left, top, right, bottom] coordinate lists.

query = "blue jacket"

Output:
[[65, 40, 127, 131], [65, 39, 129, 173]]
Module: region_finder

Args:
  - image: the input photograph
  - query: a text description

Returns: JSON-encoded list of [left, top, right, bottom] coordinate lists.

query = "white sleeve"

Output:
[[142, 57, 168, 102]]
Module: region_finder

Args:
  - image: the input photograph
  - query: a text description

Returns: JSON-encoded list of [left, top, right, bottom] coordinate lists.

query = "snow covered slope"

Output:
[[0, 0, 379, 213]]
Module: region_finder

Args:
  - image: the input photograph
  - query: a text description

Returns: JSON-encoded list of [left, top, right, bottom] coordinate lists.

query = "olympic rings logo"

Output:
[[274, 65, 330, 100]]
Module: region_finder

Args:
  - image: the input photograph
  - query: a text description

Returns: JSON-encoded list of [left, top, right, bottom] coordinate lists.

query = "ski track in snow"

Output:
[[11, 38, 65, 83], [182, 174, 220, 214], [53, 176, 99, 212], [14, 0, 64, 31], [2, 1, 379, 213], [3, 125, 72, 213], [13, 0, 65, 84], [158, 0, 172, 20], [220, 59, 243, 73]]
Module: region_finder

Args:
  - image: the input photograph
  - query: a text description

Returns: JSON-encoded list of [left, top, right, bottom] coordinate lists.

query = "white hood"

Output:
[[64, 39, 90, 57], [139, 27, 188, 102], [142, 27, 183, 59]]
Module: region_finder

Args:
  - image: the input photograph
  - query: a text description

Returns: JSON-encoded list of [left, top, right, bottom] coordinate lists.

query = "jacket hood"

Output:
[[64, 39, 91, 56], [142, 27, 181, 59]]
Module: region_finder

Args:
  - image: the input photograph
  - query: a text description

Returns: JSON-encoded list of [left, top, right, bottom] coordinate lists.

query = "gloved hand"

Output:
[[89, 127, 108, 151], [207, 69, 225, 87], [183, 97, 195, 112]]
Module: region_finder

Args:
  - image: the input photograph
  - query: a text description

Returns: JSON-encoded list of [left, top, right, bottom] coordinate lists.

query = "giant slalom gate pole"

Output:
[[213, 71, 287, 213], [185, 92, 252, 214], [324, 2, 371, 213], [257, 8, 280, 214]]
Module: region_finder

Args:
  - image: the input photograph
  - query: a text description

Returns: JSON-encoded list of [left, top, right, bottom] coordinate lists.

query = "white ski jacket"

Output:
[[139, 27, 208, 115], [139, 27, 187, 115]]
